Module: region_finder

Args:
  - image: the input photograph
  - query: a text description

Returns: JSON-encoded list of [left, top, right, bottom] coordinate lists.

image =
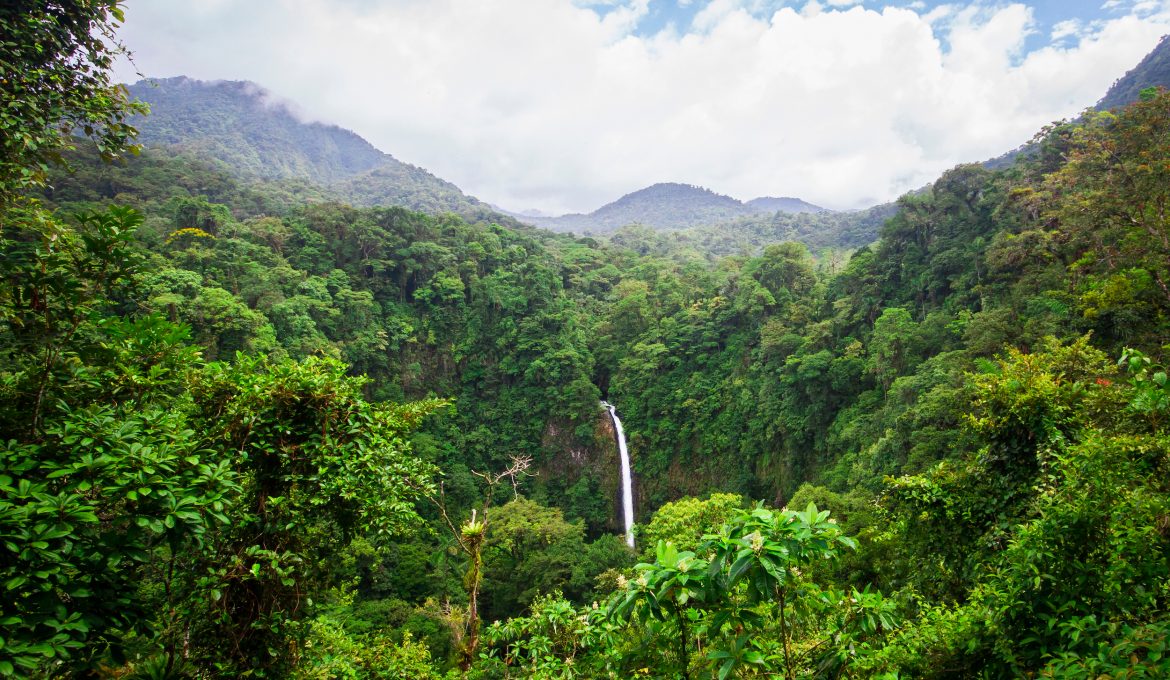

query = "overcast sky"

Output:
[[113, 1, 1170, 214]]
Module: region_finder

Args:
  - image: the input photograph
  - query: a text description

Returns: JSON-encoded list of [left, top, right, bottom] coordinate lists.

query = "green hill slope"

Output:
[[127, 76, 498, 218], [1097, 34, 1170, 110]]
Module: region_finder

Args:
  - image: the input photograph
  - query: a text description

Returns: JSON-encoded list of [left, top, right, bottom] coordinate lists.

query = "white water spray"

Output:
[[601, 401, 635, 548]]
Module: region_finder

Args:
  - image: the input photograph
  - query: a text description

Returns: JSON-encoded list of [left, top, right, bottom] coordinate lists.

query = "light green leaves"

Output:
[[606, 500, 869, 678]]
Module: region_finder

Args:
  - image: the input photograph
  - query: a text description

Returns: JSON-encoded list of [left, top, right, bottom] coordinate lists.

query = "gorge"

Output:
[[602, 401, 636, 548]]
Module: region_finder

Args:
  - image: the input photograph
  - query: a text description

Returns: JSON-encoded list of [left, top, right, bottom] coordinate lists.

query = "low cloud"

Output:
[[114, 1, 1170, 213]]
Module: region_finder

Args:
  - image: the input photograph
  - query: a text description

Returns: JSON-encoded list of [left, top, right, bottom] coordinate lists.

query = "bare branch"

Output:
[[412, 479, 469, 553]]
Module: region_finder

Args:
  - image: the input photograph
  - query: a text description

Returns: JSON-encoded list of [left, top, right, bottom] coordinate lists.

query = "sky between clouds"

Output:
[[113, 0, 1170, 213]]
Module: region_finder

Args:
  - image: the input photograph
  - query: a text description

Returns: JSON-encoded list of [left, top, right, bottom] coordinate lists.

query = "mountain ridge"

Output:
[[126, 77, 861, 245], [985, 34, 1170, 170], [1097, 34, 1170, 111], [745, 196, 825, 214], [527, 182, 829, 234], [126, 76, 501, 219], [124, 32, 1170, 244], [128, 77, 388, 183]]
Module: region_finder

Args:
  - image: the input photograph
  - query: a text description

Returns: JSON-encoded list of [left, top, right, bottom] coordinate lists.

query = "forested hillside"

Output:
[[1098, 34, 1170, 110], [126, 77, 505, 220], [526, 183, 879, 250], [745, 196, 825, 214], [125, 86, 883, 252], [5, 4, 1170, 678], [533, 183, 757, 232], [128, 77, 389, 183], [685, 200, 898, 254]]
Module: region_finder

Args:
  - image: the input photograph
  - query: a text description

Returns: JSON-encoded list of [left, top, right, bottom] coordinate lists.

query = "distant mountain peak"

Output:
[[745, 196, 825, 214], [598, 182, 742, 211], [520, 182, 826, 233], [534, 182, 751, 232], [628, 181, 732, 195]]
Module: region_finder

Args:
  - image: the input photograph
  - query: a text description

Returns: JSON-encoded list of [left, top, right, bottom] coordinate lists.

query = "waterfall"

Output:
[[601, 401, 635, 548]]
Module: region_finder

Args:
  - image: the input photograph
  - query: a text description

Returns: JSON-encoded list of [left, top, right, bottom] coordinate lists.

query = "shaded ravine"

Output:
[[601, 401, 635, 548]]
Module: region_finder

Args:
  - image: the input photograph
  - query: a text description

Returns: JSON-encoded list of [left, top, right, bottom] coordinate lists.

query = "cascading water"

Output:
[[601, 401, 635, 548]]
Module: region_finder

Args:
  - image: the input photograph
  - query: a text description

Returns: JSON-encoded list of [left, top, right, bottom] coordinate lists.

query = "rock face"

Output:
[[537, 413, 628, 535]]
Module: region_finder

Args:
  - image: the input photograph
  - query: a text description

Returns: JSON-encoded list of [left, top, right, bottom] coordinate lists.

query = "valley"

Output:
[[4, 4, 1170, 677]]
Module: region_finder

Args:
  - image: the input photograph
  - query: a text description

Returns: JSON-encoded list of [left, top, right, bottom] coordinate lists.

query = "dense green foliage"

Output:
[[0, 200, 443, 674], [6, 8, 1170, 677], [0, 0, 144, 201]]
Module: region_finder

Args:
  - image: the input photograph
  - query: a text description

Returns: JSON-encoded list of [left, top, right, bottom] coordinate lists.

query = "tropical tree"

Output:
[[0, 0, 144, 201], [608, 502, 882, 679]]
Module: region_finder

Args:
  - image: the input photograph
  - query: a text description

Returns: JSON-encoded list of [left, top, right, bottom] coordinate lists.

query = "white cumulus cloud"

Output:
[[113, 0, 1170, 213]]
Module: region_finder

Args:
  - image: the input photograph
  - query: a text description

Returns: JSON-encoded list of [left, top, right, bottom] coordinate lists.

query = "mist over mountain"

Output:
[[124, 78, 879, 248], [542, 33, 1170, 240], [127, 77, 499, 219], [125, 36, 1170, 256], [128, 77, 386, 183]]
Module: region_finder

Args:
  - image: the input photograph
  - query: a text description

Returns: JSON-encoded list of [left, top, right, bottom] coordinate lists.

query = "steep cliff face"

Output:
[[535, 412, 628, 536], [536, 409, 777, 536]]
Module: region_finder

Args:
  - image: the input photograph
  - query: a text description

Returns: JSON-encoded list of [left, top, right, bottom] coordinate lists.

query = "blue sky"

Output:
[[114, 1, 1170, 212], [625, 0, 1135, 41], [613, 0, 1159, 59]]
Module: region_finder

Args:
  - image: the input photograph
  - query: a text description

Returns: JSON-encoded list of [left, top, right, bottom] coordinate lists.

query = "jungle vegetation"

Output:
[[3, 3, 1170, 678]]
